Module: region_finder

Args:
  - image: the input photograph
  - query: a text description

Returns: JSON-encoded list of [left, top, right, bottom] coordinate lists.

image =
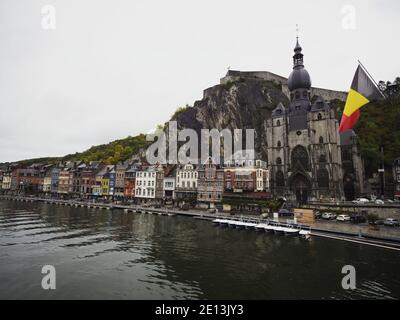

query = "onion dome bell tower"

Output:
[[287, 37, 312, 131], [288, 37, 312, 94]]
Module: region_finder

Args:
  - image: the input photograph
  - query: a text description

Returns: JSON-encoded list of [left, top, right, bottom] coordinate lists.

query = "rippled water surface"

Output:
[[0, 200, 399, 299]]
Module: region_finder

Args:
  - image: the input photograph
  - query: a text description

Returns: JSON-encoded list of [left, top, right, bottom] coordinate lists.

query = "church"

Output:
[[266, 38, 365, 203]]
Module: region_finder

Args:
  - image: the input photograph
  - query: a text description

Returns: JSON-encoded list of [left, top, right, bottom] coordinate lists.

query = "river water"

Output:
[[0, 200, 399, 299]]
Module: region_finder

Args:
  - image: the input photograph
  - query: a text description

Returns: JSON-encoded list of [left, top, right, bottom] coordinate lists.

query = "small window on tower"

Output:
[[295, 92, 300, 99], [317, 113, 322, 120], [277, 141, 282, 147], [319, 136, 324, 144], [276, 157, 282, 165], [276, 120, 280, 126]]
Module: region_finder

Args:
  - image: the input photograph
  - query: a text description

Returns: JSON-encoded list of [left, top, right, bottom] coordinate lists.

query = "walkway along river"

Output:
[[0, 199, 399, 299]]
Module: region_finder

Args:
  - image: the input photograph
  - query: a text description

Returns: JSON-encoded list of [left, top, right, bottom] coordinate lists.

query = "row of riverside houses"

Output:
[[0, 156, 270, 211]]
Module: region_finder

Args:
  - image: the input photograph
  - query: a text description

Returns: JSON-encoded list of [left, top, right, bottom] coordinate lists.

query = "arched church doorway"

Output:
[[290, 173, 311, 205]]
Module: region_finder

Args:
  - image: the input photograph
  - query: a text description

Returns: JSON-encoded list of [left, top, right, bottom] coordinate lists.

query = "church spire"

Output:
[[293, 36, 304, 69]]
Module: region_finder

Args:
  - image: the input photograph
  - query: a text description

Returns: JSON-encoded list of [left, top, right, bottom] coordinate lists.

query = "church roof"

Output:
[[272, 102, 286, 117]]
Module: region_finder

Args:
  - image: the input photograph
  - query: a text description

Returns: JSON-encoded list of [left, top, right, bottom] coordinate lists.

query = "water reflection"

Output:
[[0, 200, 399, 299]]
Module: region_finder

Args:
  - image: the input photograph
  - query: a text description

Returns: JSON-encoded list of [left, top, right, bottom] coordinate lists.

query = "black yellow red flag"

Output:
[[339, 65, 384, 132]]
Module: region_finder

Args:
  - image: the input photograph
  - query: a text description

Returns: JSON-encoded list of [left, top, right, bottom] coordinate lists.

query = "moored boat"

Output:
[[283, 227, 300, 236], [254, 223, 269, 232]]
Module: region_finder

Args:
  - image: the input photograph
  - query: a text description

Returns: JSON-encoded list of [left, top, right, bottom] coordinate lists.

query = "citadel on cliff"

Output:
[[217, 38, 365, 203]]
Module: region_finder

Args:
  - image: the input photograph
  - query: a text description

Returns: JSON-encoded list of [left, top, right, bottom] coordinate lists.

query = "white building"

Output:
[[135, 166, 163, 201], [1, 173, 11, 191], [176, 164, 198, 189], [42, 176, 52, 193]]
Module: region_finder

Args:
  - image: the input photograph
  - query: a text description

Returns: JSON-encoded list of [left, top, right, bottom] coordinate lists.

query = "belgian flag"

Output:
[[339, 64, 384, 133]]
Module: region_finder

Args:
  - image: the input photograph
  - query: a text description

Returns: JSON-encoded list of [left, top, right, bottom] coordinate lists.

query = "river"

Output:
[[0, 200, 399, 299]]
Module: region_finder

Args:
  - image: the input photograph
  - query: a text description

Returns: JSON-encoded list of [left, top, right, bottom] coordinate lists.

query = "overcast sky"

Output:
[[0, 0, 399, 162]]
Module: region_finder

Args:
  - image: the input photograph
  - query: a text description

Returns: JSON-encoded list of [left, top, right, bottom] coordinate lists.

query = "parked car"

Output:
[[352, 198, 369, 205], [350, 214, 367, 224], [336, 214, 351, 222], [322, 212, 337, 220], [383, 218, 400, 227], [374, 199, 384, 205], [314, 211, 322, 220]]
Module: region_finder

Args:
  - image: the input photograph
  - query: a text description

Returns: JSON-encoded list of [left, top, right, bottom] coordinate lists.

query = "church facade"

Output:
[[266, 39, 364, 203]]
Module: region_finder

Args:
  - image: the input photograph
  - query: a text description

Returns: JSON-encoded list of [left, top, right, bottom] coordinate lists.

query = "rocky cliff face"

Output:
[[172, 79, 289, 160], [171, 74, 344, 160]]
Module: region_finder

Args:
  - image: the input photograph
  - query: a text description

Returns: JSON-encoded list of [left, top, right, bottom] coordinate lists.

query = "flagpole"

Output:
[[357, 60, 386, 98]]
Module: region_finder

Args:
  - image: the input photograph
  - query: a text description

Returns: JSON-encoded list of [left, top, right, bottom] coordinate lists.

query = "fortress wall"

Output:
[[311, 87, 347, 102], [204, 70, 348, 102]]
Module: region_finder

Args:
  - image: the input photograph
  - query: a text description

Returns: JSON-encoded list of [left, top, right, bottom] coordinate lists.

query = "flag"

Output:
[[339, 65, 384, 133]]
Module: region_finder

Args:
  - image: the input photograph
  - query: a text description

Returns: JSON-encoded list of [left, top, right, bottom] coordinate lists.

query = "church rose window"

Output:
[[275, 171, 285, 187], [317, 168, 329, 189], [291, 145, 309, 170]]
